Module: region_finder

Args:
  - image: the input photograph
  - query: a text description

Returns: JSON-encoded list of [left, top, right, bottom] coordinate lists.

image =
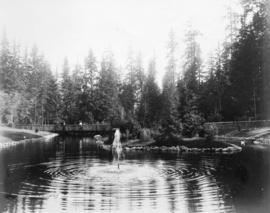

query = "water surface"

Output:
[[0, 137, 269, 213]]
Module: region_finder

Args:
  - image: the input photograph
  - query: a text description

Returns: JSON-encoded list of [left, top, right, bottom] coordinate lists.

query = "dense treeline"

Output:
[[0, 0, 269, 138]]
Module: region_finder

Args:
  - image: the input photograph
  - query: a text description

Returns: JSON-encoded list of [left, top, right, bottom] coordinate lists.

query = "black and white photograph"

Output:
[[0, 0, 270, 212]]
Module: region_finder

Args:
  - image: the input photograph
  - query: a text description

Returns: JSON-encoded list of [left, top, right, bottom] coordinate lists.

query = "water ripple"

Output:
[[3, 154, 236, 213]]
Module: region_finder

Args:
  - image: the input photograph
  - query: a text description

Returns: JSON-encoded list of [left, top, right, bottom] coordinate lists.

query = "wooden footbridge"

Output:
[[15, 123, 112, 135]]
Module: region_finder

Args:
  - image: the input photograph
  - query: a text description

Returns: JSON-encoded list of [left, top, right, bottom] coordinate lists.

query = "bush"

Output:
[[182, 111, 205, 137], [155, 131, 182, 145], [112, 118, 141, 140], [207, 112, 223, 122], [203, 123, 218, 140], [156, 116, 182, 144], [139, 128, 151, 141]]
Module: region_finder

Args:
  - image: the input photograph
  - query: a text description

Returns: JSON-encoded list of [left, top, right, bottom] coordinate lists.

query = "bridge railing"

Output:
[[204, 120, 270, 135], [14, 123, 111, 132]]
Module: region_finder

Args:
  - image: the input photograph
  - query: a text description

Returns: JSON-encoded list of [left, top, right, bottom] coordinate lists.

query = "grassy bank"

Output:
[[0, 131, 40, 141], [0, 126, 58, 145]]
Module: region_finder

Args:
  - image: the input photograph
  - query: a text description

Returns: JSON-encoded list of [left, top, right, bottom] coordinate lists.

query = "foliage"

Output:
[[95, 51, 122, 124], [159, 31, 181, 140], [182, 110, 205, 137], [137, 58, 161, 128], [200, 0, 270, 121], [203, 123, 218, 141], [0, 0, 269, 144], [119, 51, 145, 124]]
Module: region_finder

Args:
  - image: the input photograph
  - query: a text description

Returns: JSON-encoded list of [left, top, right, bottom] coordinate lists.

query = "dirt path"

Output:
[[227, 127, 270, 138], [216, 127, 270, 147]]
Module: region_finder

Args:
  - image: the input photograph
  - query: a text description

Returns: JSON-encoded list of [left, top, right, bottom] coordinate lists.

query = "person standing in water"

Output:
[[112, 128, 122, 169]]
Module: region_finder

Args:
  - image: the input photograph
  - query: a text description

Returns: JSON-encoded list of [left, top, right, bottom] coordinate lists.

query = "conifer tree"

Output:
[[137, 58, 161, 128], [96, 51, 121, 124], [160, 31, 181, 138], [119, 48, 136, 118], [61, 58, 78, 123]]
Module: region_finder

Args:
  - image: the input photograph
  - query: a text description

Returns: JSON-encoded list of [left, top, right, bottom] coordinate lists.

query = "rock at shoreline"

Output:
[[119, 144, 242, 154]]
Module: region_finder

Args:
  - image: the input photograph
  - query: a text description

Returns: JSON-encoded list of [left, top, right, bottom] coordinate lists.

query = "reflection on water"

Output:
[[0, 137, 269, 213]]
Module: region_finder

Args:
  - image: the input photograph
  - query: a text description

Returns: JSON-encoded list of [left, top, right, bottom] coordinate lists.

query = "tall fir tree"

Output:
[[160, 31, 181, 137], [119, 48, 137, 119], [137, 58, 161, 128], [96, 51, 122, 124], [61, 58, 78, 123]]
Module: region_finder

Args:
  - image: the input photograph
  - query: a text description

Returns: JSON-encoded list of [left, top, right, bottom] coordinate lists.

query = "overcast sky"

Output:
[[0, 0, 240, 83]]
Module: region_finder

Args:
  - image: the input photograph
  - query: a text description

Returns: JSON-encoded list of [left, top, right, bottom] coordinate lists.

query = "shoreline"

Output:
[[102, 143, 242, 154], [1, 126, 246, 153], [102, 136, 242, 154], [0, 126, 58, 149]]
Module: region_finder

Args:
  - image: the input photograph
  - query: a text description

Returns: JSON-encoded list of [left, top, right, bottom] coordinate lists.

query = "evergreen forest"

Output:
[[1, 0, 270, 139]]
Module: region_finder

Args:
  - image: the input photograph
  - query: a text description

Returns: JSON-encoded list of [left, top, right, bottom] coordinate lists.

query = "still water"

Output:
[[0, 136, 269, 213]]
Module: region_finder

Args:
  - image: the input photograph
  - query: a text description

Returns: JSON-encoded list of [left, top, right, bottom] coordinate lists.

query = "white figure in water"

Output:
[[112, 128, 123, 169], [94, 135, 104, 147]]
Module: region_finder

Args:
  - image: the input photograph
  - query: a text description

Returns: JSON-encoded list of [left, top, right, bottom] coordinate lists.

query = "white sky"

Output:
[[0, 0, 240, 84]]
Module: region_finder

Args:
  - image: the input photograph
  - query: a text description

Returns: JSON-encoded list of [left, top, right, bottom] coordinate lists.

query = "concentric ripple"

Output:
[[0, 137, 244, 213], [2, 155, 236, 213]]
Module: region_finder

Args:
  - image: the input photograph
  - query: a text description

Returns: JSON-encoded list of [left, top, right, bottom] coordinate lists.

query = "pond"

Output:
[[0, 136, 269, 213]]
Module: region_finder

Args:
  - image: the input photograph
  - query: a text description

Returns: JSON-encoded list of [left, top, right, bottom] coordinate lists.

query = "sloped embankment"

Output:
[[0, 126, 58, 149]]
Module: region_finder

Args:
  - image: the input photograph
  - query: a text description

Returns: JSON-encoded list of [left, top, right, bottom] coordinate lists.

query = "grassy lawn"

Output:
[[0, 126, 54, 144], [0, 131, 40, 141]]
